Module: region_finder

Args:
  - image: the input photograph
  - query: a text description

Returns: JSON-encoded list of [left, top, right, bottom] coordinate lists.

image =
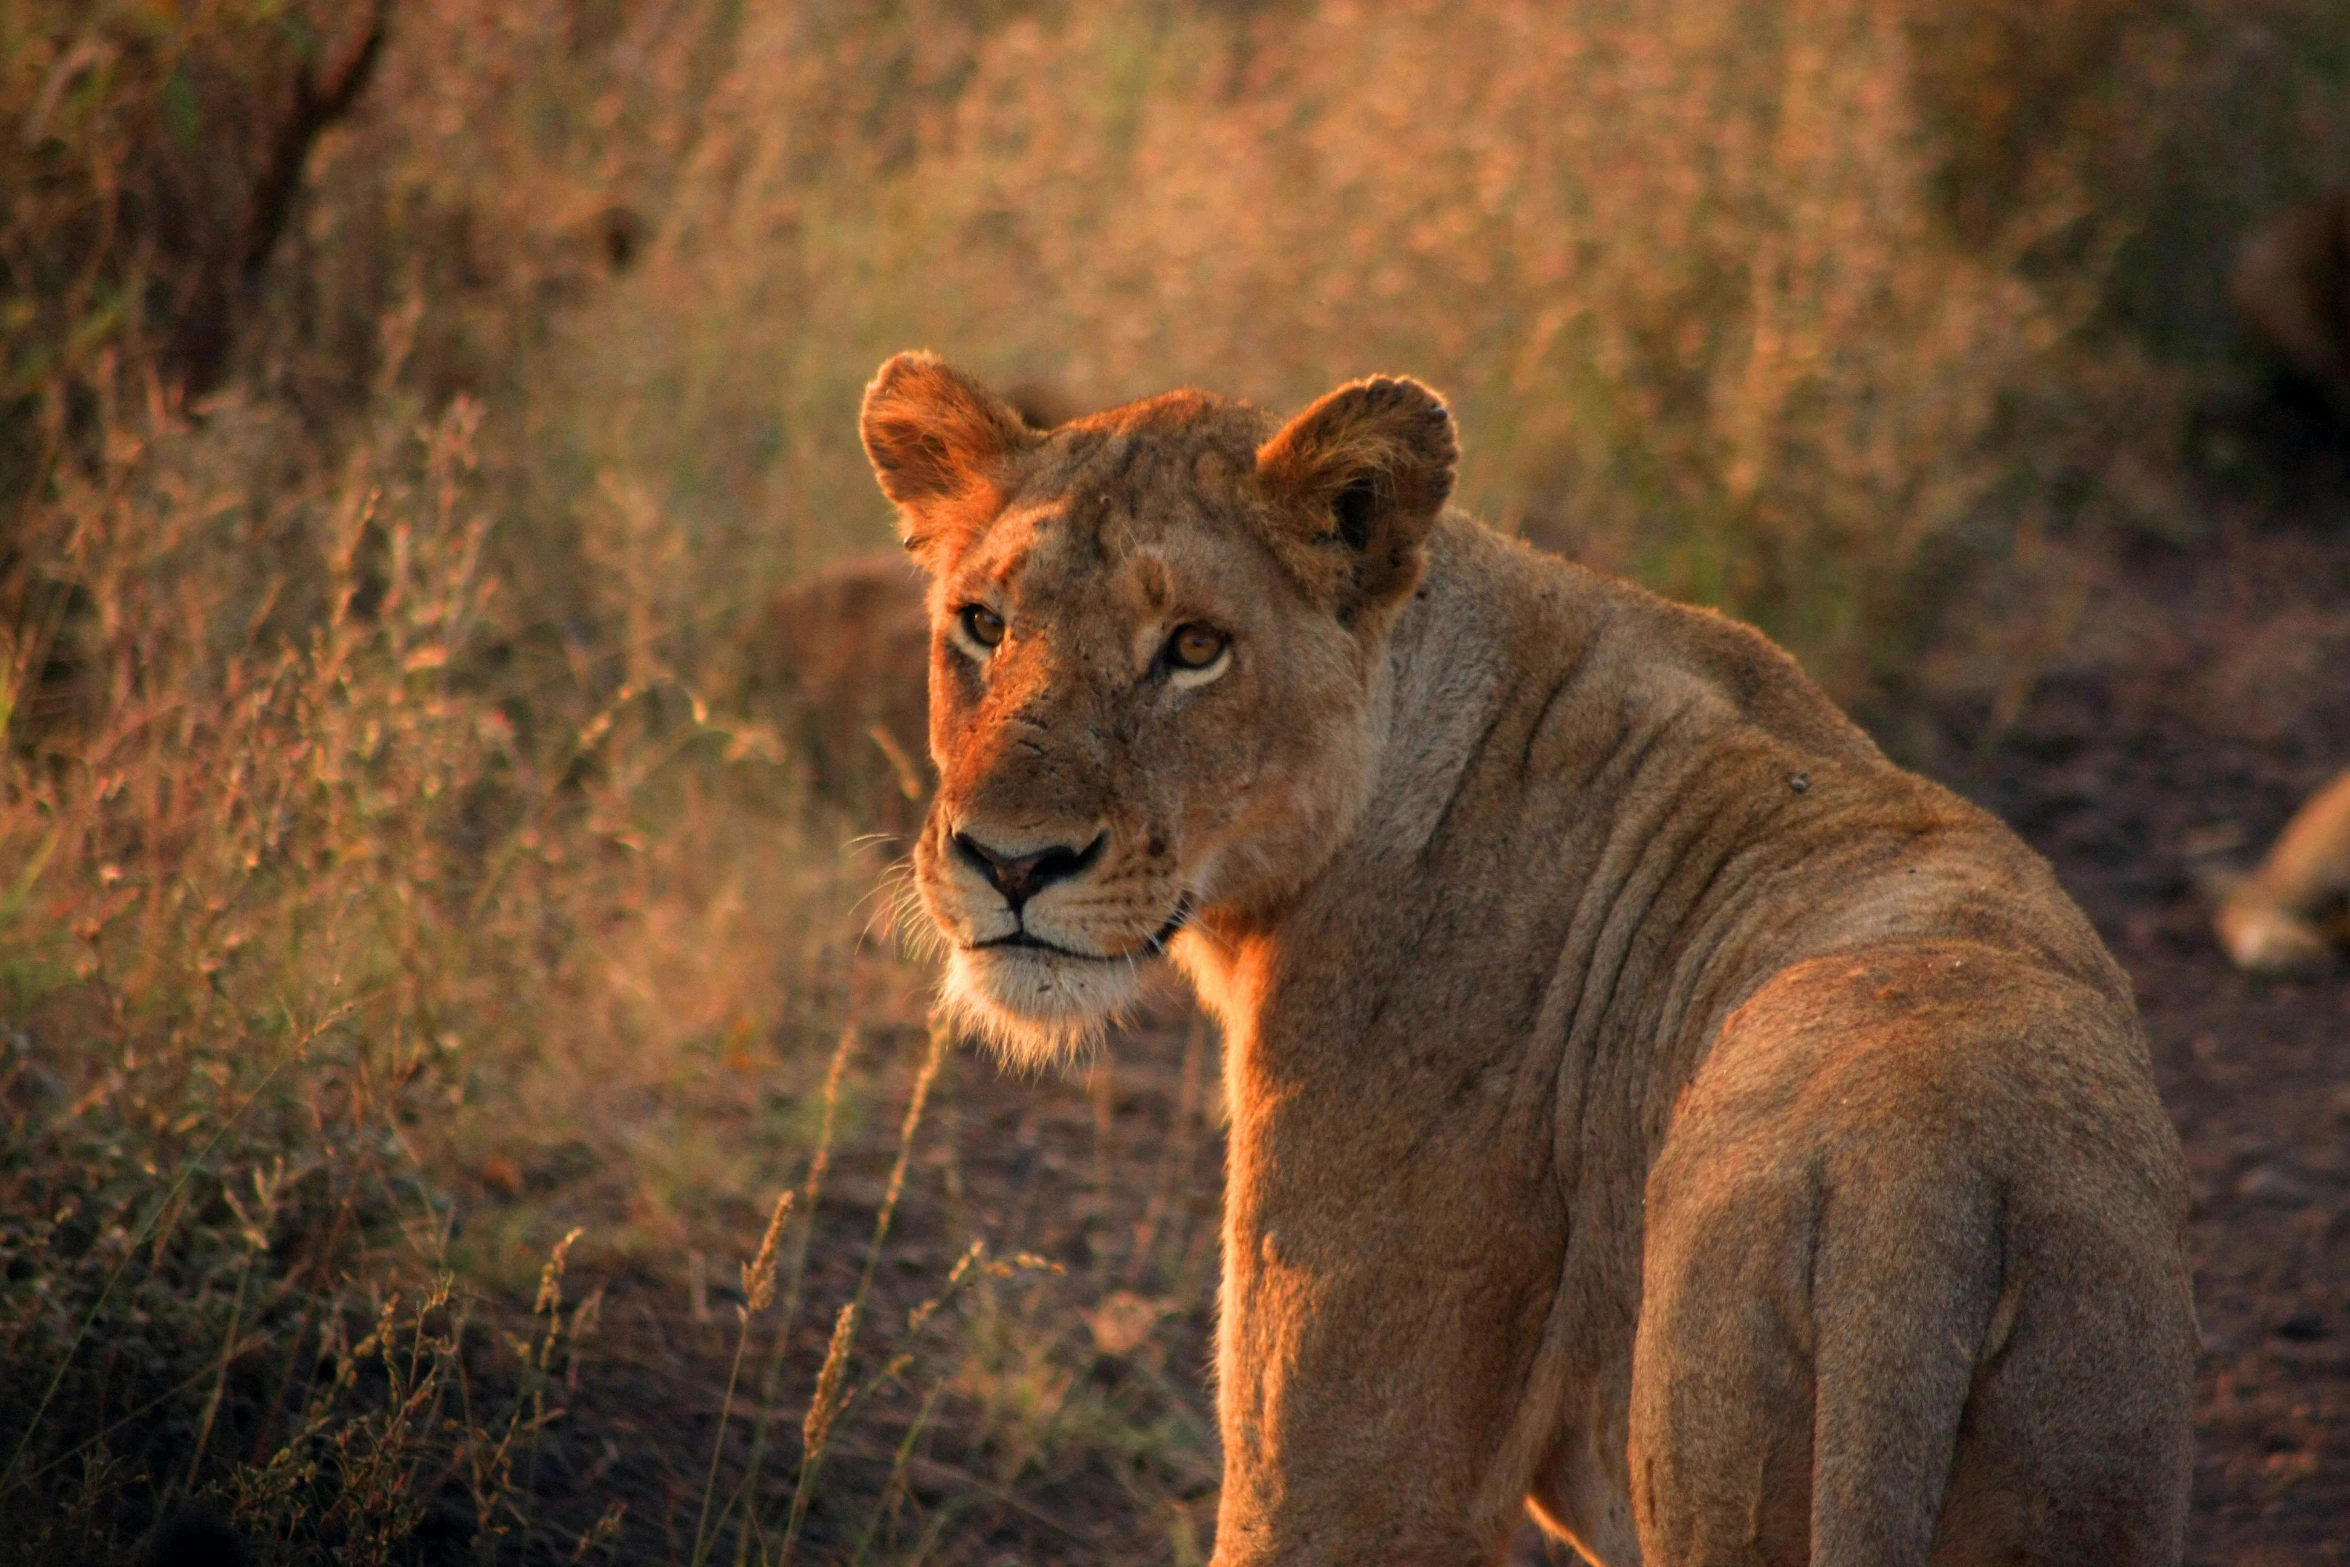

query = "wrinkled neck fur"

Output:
[[1344, 516, 1513, 867]]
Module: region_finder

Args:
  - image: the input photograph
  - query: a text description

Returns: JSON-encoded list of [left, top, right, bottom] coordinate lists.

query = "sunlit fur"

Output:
[[862, 353, 1450, 1068], [2213, 766, 2350, 972], [938, 945, 1140, 1067], [875, 851, 1136, 1068]]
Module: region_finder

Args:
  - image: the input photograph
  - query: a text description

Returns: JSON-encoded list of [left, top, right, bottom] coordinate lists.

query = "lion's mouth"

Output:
[[970, 898, 1190, 963]]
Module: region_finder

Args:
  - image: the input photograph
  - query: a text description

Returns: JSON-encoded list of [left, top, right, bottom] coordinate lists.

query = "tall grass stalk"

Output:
[[174, 1158, 287, 1502], [730, 1024, 859, 1567], [691, 1187, 795, 1567], [776, 1015, 949, 1566], [849, 1375, 950, 1567]]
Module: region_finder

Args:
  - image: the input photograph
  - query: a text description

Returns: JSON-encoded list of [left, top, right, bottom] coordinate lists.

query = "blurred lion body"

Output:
[[2215, 768, 2350, 972], [861, 355, 2194, 1565], [737, 552, 932, 822], [2231, 184, 2350, 411]]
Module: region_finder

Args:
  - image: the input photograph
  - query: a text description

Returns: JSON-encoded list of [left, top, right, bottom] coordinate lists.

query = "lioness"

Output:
[[861, 354, 2195, 1565]]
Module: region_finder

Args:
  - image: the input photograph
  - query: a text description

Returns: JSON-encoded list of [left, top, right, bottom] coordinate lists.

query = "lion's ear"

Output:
[[860, 353, 1039, 560], [1256, 376, 1457, 618]]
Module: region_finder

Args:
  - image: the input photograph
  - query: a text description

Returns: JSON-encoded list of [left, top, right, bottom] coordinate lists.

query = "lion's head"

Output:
[[859, 353, 1457, 1062]]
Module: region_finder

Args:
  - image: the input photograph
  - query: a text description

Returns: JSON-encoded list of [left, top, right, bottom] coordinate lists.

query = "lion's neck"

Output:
[[1355, 525, 1521, 862], [1174, 516, 1530, 1038], [1184, 511, 1803, 1138]]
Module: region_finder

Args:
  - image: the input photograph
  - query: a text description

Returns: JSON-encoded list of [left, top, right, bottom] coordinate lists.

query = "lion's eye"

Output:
[[960, 604, 1006, 650], [1165, 623, 1228, 670]]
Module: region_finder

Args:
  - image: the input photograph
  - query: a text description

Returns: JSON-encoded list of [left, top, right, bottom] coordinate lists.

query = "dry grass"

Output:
[[5, 0, 2350, 1562]]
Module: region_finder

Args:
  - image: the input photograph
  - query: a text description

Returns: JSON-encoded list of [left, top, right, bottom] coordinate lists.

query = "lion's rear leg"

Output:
[[2216, 766, 2350, 971], [1923, 1232, 2194, 1567], [1626, 1159, 1822, 1566], [1630, 1134, 2192, 1567]]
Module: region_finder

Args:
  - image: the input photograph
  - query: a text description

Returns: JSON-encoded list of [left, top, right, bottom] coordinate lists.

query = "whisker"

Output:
[[1173, 902, 1232, 958]]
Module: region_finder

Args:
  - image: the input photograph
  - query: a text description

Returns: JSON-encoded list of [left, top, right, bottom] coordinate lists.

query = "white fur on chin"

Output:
[[941, 945, 1147, 1069]]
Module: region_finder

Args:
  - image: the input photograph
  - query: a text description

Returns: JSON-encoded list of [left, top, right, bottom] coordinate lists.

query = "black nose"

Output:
[[953, 830, 1106, 911]]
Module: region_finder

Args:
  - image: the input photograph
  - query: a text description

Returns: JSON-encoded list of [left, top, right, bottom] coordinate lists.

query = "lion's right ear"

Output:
[[860, 353, 1039, 561]]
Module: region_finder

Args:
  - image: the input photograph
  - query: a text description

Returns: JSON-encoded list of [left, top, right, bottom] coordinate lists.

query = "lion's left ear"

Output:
[[1256, 376, 1458, 619]]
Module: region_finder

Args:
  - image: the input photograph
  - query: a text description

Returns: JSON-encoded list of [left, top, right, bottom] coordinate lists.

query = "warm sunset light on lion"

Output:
[[861, 353, 2195, 1566]]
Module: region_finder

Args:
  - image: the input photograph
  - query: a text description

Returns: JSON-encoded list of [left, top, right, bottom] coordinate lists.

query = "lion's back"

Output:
[[1418, 518, 2132, 1030]]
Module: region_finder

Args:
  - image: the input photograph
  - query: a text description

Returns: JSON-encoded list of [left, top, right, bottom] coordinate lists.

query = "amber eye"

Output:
[[960, 604, 1005, 649], [1166, 623, 1228, 670]]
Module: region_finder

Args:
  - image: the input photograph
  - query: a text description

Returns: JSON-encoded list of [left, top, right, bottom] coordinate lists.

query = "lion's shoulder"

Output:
[[1433, 519, 1884, 766], [1403, 519, 2124, 992]]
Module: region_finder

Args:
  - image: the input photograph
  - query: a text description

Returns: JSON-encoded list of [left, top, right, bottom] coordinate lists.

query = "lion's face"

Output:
[[860, 356, 1456, 1062]]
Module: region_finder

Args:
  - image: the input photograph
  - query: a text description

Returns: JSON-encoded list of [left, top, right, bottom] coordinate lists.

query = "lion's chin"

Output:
[[940, 945, 1147, 1069]]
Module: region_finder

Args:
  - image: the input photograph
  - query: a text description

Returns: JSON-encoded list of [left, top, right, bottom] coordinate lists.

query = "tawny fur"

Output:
[[861, 352, 2196, 1566], [2231, 183, 2350, 413], [2214, 768, 2350, 973], [734, 552, 933, 827]]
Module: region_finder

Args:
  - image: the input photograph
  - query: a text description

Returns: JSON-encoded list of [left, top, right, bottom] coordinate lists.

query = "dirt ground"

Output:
[[532, 480, 2349, 1564], [1933, 497, 2350, 1566]]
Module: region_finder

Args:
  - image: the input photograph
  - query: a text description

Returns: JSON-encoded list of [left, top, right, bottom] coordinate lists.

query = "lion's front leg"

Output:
[[1209, 1113, 1566, 1567]]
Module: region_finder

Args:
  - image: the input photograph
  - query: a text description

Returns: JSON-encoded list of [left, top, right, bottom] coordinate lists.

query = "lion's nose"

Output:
[[952, 830, 1106, 911]]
